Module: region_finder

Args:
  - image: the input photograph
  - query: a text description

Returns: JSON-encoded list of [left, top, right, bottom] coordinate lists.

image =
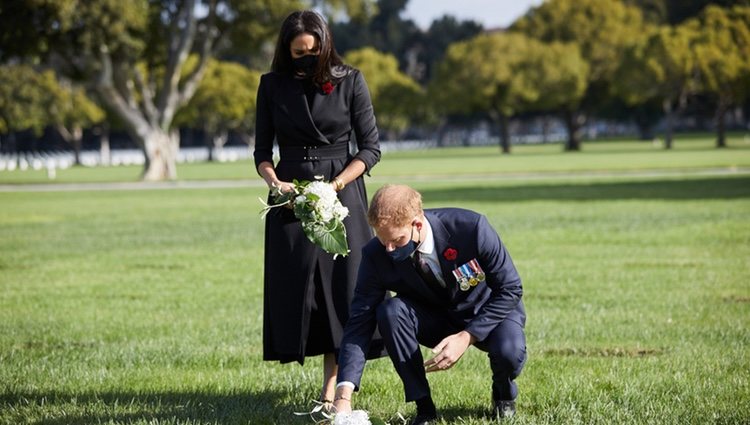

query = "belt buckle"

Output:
[[303, 146, 318, 161]]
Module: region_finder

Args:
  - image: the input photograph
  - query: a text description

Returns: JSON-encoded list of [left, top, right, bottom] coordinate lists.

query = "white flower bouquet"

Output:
[[260, 179, 350, 257], [294, 401, 389, 425]]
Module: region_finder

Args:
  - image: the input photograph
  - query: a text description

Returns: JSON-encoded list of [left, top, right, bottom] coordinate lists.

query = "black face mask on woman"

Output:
[[292, 54, 319, 77]]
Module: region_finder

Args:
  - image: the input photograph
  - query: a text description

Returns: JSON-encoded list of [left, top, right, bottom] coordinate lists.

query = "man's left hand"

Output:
[[424, 330, 477, 373]]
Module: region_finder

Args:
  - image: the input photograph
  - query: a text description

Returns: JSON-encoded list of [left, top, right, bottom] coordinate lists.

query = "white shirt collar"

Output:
[[416, 218, 435, 256]]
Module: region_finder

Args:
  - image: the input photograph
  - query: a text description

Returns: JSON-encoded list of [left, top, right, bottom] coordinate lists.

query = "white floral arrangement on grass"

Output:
[[294, 401, 391, 425], [260, 178, 350, 257]]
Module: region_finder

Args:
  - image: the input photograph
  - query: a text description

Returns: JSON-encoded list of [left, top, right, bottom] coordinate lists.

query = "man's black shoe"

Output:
[[410, 411, 438, 425], [494, 400, 516, 419]]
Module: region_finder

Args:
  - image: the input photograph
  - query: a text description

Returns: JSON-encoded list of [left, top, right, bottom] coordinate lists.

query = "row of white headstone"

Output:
[[0, 147, 253, 178]]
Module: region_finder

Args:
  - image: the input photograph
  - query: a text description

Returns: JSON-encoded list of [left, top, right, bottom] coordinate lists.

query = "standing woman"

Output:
[[254, 10, 384, 404]]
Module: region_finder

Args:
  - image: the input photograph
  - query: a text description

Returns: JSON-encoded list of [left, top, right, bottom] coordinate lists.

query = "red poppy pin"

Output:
[[321, 81, 334, 95], [443, 248, 458, 261]]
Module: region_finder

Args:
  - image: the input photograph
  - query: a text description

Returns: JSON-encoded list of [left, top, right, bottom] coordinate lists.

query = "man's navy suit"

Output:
[[337, 208, 527, 402]]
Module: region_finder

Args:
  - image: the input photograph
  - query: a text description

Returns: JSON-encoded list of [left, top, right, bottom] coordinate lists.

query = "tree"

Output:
[[512, 0, 645, 150], [332, 0, 420, 60], [47, 77, 106, 165], [687, 5, 750, 147], [0, 72, 106, 162], [344, 47, 423, 139], [430, 32, 587, 153], [624, 0, 748, 24], [613, 23, 698, 148], [0, 0, 372, 180], [175, 59, 261, 160], [408, 15, 483, 83], [0, 64, 104, 161], [665, 0, 747, 24], [624, 0, 670, 23], [0, 65, 50, 145]]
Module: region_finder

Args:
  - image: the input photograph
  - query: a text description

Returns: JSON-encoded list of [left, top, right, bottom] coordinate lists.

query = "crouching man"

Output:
[[334, 184, 527, 424]]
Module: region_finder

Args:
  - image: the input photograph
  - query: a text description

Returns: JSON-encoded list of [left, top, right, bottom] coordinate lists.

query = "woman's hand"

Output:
[[270, 180, 295, 193]]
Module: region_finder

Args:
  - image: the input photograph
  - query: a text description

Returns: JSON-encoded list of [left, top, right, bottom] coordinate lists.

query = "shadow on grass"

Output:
[[419, 176, 750, 203], [1, 389, 314, 425], [436, 405, 498, 423]]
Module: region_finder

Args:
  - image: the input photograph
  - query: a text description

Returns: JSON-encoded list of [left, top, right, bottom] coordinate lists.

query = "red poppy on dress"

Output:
[[443, 247, 458, 261], [321, 81, 334, 95]]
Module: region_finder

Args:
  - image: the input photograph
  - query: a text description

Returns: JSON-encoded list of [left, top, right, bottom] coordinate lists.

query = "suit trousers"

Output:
[[375, 296, 526, 403]]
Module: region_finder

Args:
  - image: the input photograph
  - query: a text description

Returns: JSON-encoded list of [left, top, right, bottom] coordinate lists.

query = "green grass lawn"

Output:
[[1, 141, 749, 424]]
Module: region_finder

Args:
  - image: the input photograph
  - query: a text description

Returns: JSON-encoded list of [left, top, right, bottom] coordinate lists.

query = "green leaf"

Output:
[[305, 222, 349, 257]]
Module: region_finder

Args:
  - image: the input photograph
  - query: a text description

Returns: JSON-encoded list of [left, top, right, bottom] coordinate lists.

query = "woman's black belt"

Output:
[[279, 143, 350, 161]]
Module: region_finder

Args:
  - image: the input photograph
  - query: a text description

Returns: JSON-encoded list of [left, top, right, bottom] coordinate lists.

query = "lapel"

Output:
[[426, 212, 460, 293], [275, 76, 330, 144]]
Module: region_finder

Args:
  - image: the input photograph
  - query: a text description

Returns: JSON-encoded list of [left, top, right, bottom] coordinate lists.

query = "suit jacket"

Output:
[[337, 208, 526, 388]]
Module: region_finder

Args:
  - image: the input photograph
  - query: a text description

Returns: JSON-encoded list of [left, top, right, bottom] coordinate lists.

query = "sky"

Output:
[[402, 0, 545, 30]]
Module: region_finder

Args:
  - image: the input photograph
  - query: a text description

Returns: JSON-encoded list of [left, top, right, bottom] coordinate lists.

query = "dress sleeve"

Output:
[[349, 70, 381, 173], [253, 74, 275, 172]]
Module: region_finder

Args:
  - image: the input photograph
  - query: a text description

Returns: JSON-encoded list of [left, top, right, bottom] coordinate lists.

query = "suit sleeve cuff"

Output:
[[336, 381, 356, 390]]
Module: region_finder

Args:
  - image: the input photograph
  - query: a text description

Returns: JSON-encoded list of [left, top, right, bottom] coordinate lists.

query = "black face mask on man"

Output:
[[292, 54, 319, 77], [387, 225, 420, 262]]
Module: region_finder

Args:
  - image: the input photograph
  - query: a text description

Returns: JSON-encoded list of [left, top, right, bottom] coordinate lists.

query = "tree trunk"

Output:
[[541, 116, 551, 144], [716, 97, 728, 148], [212, 130, 228, 161], [663, 99, 674, 150], [140, 129, 178, 181], [436, 122, 448, 147], [563, 110, 585, 151], [632, 108, 655, 141], [499, 114, 511, 154], [72, 127, 83, 165], [238, 132, 255, 147], [56, 125, 83, 165], [92, 0, 216, 181], [99, 124, 111, 166], [489, 112, 511, 154], [206, 130, 215, 162]]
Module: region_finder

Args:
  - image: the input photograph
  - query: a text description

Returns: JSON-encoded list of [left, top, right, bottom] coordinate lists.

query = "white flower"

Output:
[[303, 181, 348, 225], [333, 410, 372, 425], [260, 179, 350, 256]]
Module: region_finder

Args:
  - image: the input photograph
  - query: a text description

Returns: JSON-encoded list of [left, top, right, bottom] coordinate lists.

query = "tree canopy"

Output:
[[688, 4, 750, 146], [431, 32, 587, 153], [344, 47, 423, 137]]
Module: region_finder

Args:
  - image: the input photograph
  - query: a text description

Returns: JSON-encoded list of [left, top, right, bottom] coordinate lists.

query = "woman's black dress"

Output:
[[254, 67, 385, 364]]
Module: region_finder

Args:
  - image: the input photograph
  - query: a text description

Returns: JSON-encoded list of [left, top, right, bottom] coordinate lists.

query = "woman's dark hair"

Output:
[[271, 10, 348, 84]]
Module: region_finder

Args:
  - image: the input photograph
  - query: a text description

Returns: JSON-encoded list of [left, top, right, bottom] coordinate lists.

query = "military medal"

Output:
[[469, 259, 486, 283], [458, 263, 477, 287], [452, 259, 487, 291], [451, 267, 471, 292], [459, 279, 471, 291]]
